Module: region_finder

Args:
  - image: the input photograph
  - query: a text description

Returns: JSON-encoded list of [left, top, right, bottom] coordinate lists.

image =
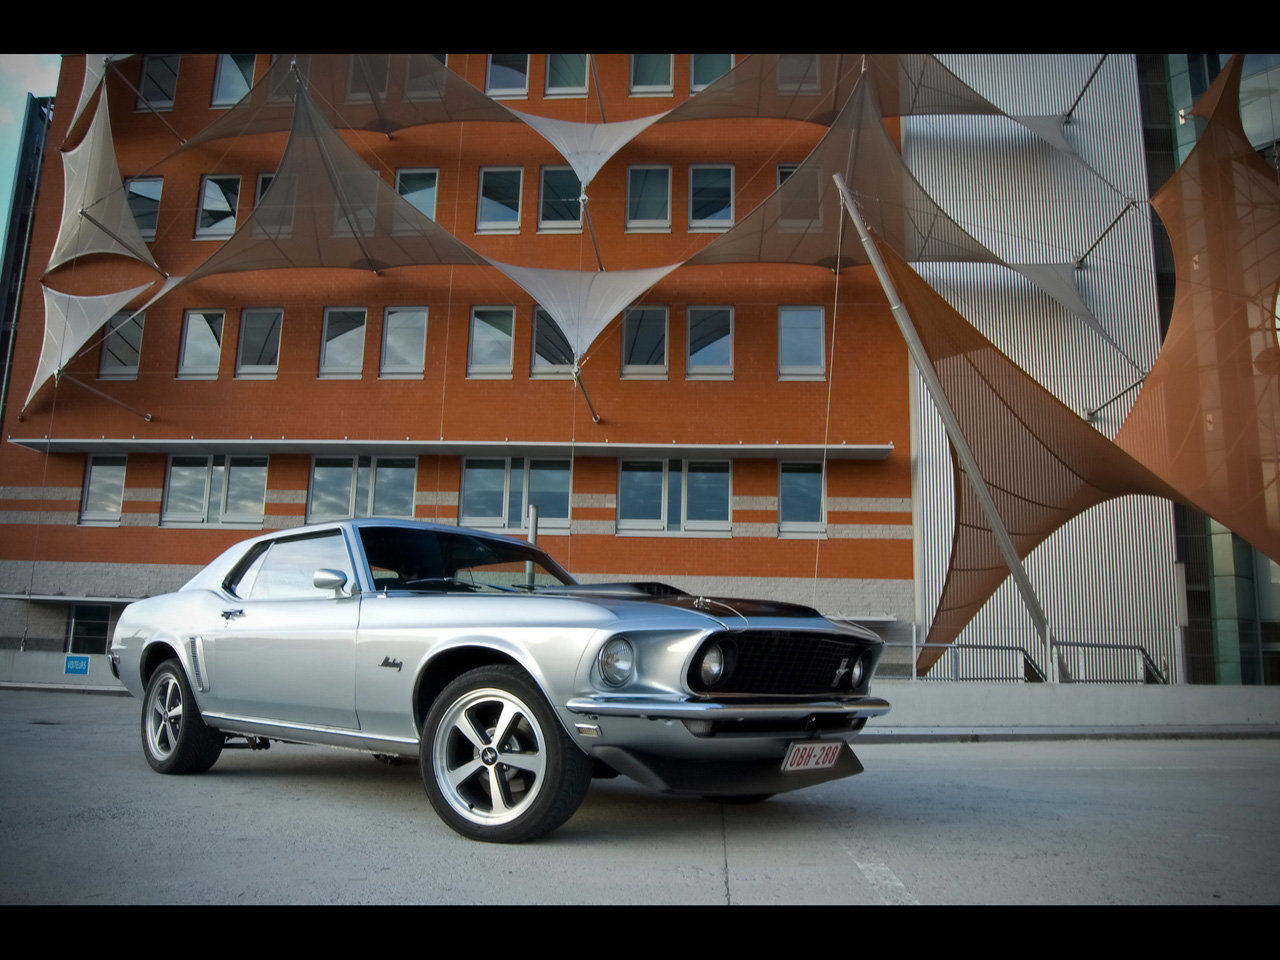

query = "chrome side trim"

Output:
[[564, 696, 891, 721]]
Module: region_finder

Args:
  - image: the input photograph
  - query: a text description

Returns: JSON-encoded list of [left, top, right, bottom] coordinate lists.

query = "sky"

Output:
[[0, 54, 62, 242]]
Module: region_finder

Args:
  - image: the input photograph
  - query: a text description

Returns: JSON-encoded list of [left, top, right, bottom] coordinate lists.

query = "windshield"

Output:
[[357, 525, 575, 593]]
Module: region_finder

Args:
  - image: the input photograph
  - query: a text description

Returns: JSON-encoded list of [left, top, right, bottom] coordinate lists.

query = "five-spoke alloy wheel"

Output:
[[141, 659, 223, 774], [422, 665, 592, 843]]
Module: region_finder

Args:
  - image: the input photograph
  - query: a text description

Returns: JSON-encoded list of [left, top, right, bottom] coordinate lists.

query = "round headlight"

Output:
[[700, 642, 726, 687], [599, 636, 634, 686], [848, 654, 866, 689]]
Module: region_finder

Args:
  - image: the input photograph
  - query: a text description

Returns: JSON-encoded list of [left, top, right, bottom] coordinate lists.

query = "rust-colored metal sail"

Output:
[[1116, 55, 1280, 562]]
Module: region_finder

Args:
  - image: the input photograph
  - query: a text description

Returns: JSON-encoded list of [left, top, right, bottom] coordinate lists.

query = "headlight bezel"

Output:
[[598, 635, 635, 687]]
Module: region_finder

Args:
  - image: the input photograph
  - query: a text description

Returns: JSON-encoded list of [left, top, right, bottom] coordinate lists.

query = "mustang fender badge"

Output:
[[379, 656, 403, 672]]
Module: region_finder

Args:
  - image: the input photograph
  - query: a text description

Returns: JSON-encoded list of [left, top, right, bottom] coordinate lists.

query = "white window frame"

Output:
[[778, 461, 826, 536], [319, 307, 367, 379], [777, 163, 823, 232], [100, 311, 144, 381], [460, 457, 572, 531], [486, 54, 529, 98], [395, 168, 438, 220], [686, 306, 733, 379], [625, 165, 671, 232], [778, 306, 826, 380], [347, 54, 389, 103], [476, 167, 523, 234], [235, 308, 283, 379], [137, 54, 178, 112], [545, 54, 588, 97], [253, 171, 295, 239], [538, 166, 582, 232], [211, 54, 255, 108], [616, 459, 731, 534], [776, 54, 820, 95], [531, 307, 574, 379], [177, 309, 223, 380], [81, 455, 126, 524], [688, 164, 734, 232], [307, 455, 417, 522], [195, 175, 240, 239], [380, 306, 427, 379], [630, 54, 673, 96], [690, 54, 733, 92], [621, 306, 667, 379], [162, 454, 268, 527], [468, 306, 515, 379], [125, 177, 162, 241]]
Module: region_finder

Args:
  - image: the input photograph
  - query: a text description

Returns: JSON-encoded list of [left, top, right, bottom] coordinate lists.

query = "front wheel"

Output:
[[142, 659, 223, 774], [421, 665, 592, 843]]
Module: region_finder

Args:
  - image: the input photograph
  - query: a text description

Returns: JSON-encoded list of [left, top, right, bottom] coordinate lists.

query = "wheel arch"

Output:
[[413, 645, 528, 735], [140, 638, 183, 690]]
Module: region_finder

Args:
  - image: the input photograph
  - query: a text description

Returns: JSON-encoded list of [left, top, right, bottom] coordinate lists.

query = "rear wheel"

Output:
[[421, 665, 592, 843], [142, 659, 223, 775]]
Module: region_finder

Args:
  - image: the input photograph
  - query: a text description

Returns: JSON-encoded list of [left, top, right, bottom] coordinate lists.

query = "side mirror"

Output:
[[313, 568, 352, 596]]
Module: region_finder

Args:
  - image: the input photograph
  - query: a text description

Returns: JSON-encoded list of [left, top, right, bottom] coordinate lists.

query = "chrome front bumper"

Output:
[[564, 695, 891, 722]]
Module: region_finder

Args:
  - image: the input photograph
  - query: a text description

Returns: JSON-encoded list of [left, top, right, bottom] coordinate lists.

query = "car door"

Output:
[[205, 528, 361, 729]]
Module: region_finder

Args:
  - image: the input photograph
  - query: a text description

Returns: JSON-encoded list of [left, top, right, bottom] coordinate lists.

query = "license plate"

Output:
[[782, 740, 843, 772]]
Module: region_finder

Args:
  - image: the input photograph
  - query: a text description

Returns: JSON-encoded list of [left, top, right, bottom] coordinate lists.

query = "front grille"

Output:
[[687, 631, 876, 696]]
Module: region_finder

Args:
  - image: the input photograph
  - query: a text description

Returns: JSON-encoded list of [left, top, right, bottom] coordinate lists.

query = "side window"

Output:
[[319, 307, 366, 378], [81, 455, 126, 522], [468, 306, 515, 378], [195, 175, 240, 239], [244, 532, 355, 600], [621, 307, 667, 378], [138, 55, 179, 111], [100, 311, 144, 380], [212, 54, 255, 107], [236, 308, 282, 378], [178, 310, 223, 379], [125, 178, 162, 241]]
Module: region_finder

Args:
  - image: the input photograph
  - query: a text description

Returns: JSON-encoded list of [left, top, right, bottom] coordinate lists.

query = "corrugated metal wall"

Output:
[[906, 55, 1182, 682]]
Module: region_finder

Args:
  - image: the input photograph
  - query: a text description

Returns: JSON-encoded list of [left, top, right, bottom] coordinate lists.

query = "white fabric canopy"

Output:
[[25, 281, 155, 409], [65, 54, 128, 145], [511, 109, 668, 189], [47, 88, 158, 273], [488, 260, 678, 360]]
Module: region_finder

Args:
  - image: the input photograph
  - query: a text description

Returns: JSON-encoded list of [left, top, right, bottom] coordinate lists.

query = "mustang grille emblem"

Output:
[[379, 656, 403, 672], [831, 657, 850, 688]]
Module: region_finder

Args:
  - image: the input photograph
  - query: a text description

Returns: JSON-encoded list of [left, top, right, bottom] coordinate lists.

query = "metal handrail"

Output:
[[885, 638, 1169, 684]]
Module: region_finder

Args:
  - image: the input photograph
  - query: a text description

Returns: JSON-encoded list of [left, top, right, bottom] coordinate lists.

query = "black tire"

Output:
[[421, 665, 592, 843], [704, 794, 774, 804], [141, 659, 224, 775]]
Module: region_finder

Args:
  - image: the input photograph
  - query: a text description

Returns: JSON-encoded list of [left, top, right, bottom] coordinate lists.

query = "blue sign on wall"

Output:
[[64, 655, 90, 676]]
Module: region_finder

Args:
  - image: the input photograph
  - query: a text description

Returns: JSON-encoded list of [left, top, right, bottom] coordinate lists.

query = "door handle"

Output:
[[221, 608, 244, 621]]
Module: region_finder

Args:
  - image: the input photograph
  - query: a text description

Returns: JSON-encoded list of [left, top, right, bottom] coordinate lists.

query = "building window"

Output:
[[689, 165, 733, 230], [532, 308, 573, 377], [622, 307, 666, 378], [254, 172, 295, 238], [687, 306, 733, 378], [308, 456, 416, 521], [333, 169, 378, 237], [67, 604, 110, 655], [405, 54, 447, 101], [396, 168, 437, 219], [546, 54, 587, 96], [779, 462, 825, 534], [626, 166, 671, 231], [477, 167, 522, 233], [631, 55, 673, 96], [212, 54, 255, 107], [347, 54, 389, 102], [778, 164, 822, 231], [138, 55, 179, 111], [319, 307, 366, 379], [100, 312, 143, 380], [468, 307, 515, 378], [195, 175, 240, 239], [779, 306, 825, 379], [236, 308, 282, 379], [461, 458, 571, 530], [618, 459, 730, 532], [125, 177, 162, 241], [539, 167, 582, 231], [486, 54, 528, 97], [163, 455, 268, 525], [777, 55, 820, 95], [178, 310, 223, 379], [381, 307, 427, 378], [81, 455, 126, 522], [691, 54, 732, 92]]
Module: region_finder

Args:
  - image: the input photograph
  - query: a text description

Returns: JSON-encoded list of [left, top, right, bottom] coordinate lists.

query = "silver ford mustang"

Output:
[[110, 519, 889, 842]]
